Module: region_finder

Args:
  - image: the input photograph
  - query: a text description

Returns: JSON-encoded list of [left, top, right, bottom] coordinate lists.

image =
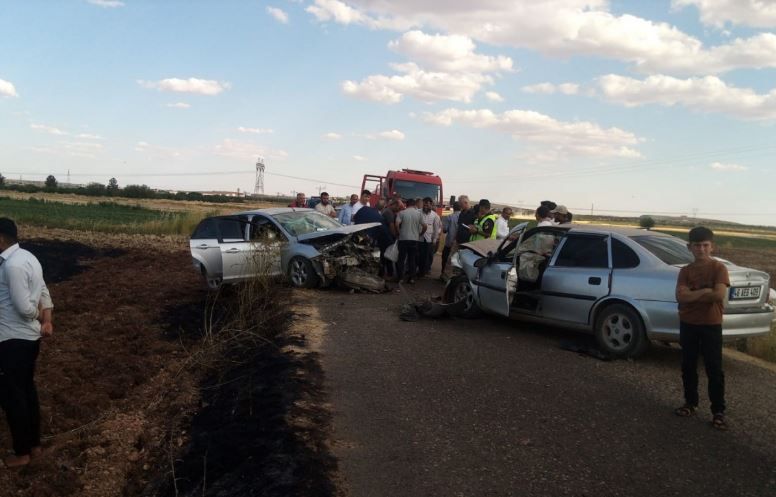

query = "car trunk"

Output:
[[724, 262, 771, 311]]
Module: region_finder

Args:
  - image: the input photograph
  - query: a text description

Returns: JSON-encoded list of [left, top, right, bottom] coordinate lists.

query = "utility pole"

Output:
[[254, 157, 265, 195], [591, 203, 594, 216], [316, 185, 326, 195], [692, 207, 698, 220], [67, 169, 71, 185]]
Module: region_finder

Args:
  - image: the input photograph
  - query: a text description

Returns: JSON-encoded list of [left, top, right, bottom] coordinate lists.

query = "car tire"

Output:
[[201, 264, 222, 290], [444, 275, 482, 318], [288, 257, 319, 289], [594, 303, 649, 359]]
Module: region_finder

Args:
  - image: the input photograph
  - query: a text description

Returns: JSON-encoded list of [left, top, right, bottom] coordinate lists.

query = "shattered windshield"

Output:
[[272, 211, 343, 236], [631, 235, 694, 265]]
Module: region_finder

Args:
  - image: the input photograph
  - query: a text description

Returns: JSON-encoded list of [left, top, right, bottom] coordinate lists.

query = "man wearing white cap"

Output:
[[552, 205, 571, 224]]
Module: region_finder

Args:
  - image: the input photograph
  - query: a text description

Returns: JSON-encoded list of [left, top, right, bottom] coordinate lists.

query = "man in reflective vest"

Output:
[[469, 199, 498, 241]]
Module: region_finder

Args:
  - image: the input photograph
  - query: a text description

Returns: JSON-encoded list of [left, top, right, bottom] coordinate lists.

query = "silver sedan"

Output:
[[445, 223, 776, 358], [190, 208, 383, 291]]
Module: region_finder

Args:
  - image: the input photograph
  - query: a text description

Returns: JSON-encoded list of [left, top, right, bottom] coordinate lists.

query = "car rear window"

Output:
[[631, 235, 693, 265]]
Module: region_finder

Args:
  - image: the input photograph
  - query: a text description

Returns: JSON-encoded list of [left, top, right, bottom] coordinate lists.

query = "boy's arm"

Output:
[[696, 263, 730, 303]]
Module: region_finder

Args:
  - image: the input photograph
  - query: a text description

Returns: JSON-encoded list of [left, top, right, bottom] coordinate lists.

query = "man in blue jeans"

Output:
[[0, 218, 54, 468], [394, 198, 426, 284]]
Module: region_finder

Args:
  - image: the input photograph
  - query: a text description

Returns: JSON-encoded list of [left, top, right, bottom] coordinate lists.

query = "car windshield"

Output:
[[631, 235, 694, 265], [393, 180, 440, 203], [272, 211, 342, 236]]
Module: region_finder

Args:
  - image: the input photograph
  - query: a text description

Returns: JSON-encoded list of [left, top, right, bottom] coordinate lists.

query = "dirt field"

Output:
[[0, 231, 335, 497]]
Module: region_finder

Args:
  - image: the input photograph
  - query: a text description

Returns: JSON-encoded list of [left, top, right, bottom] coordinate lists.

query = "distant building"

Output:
[[198, 189, 247, 198]]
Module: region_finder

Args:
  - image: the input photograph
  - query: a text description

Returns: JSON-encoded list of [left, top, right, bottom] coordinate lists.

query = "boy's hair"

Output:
[[688, 226, 714, 243], [422, 196, 433, 204], [452, 201, 461, 212], [405, 198, 416, 207], [536, 205, 550, 218], [479, 199, 491, 209], [361, 189, 371, 196]]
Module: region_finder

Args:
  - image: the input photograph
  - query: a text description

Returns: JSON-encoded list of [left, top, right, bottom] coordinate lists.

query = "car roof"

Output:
[[233, 207, 314, 216], [554, 223, 674, 238]]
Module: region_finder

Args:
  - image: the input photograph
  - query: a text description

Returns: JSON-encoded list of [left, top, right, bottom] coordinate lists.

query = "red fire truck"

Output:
[[361, 169, 444, 214]]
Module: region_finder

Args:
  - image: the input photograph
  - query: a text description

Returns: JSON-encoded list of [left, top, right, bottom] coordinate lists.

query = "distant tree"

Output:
[[639, 215, 656, 230], [107, 177, 119, 195], [45, 175, 58, 189], [122, 184, 154, 198], [0, 172, 5, 187], [84, 182, 107, 196]]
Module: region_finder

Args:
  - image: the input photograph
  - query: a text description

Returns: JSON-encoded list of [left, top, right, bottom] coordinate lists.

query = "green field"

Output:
[[0, 196, 208, 235]]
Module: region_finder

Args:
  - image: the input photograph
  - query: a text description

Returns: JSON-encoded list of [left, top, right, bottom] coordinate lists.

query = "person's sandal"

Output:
[[674, 405, 697, 417], [712, 413, 729, 431]]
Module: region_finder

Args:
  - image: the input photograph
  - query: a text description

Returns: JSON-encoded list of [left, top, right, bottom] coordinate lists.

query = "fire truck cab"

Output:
[[361, 169, 444, 214]]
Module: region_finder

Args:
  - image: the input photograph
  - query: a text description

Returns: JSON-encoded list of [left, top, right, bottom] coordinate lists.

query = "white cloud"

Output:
[[0, 78, 18, 97], [363, 129, 406, 140], [422, 107, 643, 161], [323, 132, 343, 140], [485, 91, 504, 102], [388, 30, 513, 73], [353, 155, 367, 161], [597, 74, 776, 121], [237, 126, 274, 134], [213, 139, 288, 161], [30, 123, 68, 136], [87, 0, 125, 7], [342, 30, 511, 104], [135, 141, 184, 159], [62, 141, 104, 158], [138, 78, 230, 95], [267, 6, 289, 24], [522, 82, 579, 95], [307, 0, 776, 75], [710, 161, 748, 171], [166, 102, 191, 109], [76, 133, 103, 139], [672, 0, 776, 28]]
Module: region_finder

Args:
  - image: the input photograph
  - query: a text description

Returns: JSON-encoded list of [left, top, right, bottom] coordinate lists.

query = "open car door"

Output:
[[476, 222, 528, 317]]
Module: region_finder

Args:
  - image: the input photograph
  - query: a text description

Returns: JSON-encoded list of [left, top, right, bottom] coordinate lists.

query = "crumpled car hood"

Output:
[[295, 222, 381, 242]]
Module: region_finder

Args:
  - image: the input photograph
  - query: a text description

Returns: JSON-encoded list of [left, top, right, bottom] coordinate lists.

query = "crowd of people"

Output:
[[290, 191, 575, 285]]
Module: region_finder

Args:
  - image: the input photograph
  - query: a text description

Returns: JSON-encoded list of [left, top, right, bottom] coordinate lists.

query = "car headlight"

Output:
[[769, 288, 776, 306]]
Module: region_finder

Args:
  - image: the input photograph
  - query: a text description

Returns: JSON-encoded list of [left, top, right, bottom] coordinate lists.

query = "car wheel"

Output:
[[288, 257, 320, 289], [594, 304, 649, 358], [444, 275, 482, 318], [201, 264, 222, 290]]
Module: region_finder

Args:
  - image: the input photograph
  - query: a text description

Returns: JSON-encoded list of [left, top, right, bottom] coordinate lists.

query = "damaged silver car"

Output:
[[190, 208, 385, 292]]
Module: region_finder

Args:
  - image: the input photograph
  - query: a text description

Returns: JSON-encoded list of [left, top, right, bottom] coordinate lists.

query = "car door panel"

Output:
[[190, 218, 222, 276], [540, 235, 611, 325], [249, 215, 286, 277], [476, 223, 529, 316], [218, 217, 252, 282]]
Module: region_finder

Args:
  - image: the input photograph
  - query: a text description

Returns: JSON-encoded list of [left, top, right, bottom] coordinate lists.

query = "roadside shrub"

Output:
[[639, 215, 656, 230]]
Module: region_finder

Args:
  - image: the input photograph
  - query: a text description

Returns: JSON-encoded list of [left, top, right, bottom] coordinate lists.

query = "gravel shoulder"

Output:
[[317, 277, 776, 497]]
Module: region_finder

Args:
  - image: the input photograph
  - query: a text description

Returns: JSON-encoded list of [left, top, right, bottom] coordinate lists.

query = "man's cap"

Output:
[[551, 205, 569, 215]]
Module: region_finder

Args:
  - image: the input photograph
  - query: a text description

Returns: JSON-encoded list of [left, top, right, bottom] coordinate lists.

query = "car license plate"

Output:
[[730, 286, 761, 300]]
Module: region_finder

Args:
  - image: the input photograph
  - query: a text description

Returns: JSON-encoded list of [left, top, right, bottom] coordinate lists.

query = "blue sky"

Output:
[[1, 0, 775, 225]]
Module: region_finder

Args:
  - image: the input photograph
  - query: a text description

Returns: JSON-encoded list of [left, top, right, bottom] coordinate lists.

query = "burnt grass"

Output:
[[136, 290, 338, 497], [6, 238, 337, 496]]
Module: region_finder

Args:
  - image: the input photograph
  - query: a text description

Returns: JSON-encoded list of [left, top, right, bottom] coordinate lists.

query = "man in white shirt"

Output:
[[0, 218, 54, 468], [337, 194, 359, 225], [350, 190, 371, 223], [314, 192, 337, 218], [418, 197, 442, 277], [496, 207, 513, 239]]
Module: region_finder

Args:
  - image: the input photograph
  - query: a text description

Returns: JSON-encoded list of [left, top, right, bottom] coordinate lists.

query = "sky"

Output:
[[1, 0, 776, 225]]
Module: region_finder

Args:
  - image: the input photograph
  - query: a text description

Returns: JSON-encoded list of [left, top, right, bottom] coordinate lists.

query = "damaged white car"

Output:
[[190, 208, 385, 292]]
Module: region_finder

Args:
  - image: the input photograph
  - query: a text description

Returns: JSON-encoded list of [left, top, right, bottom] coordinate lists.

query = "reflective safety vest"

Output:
[[470, 214, 498, 241]]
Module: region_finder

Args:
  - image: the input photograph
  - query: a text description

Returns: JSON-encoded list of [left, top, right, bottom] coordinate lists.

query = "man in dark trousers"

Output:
[[0, 218, 54, 468]]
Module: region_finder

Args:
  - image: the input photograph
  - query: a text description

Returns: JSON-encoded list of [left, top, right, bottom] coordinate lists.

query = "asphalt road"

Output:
[[317, 276, 776, 497]]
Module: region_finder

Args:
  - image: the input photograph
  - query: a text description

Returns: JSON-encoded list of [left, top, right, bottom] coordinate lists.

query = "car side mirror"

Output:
[[474, 257, 489, 269]]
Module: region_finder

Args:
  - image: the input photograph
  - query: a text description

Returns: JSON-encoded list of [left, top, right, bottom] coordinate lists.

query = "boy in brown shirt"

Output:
[[674, 227, 730, 430]]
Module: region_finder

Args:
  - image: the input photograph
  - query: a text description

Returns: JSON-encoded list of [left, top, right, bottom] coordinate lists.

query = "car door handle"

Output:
[[197, 244, 209, 249], [588, 277, 602, 285], [501, 271, 506, 279], [225, 248, 240, 253]]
